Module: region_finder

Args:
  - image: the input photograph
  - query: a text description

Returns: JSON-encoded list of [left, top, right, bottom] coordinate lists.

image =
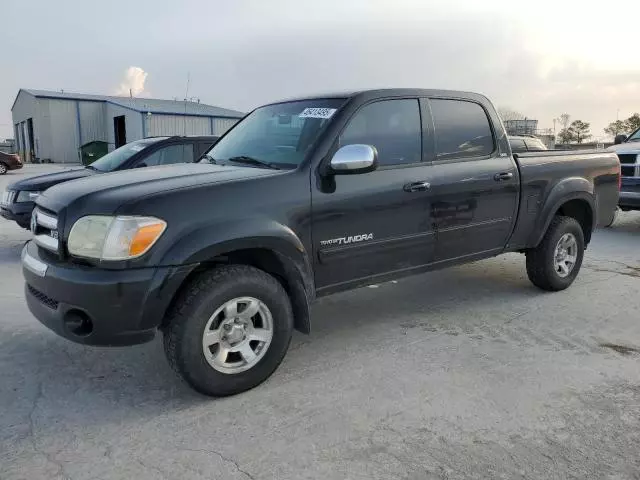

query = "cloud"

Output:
[[114, 66, 149, 97]]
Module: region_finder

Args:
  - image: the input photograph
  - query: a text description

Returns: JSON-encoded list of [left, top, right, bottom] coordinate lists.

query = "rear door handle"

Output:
[[494, 172, 514, 181], [403, 181, 431, 192]]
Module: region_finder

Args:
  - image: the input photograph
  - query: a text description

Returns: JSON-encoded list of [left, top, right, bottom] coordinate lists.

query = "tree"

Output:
[[497, 107, 525, 121], [559, 113, 571, 131], [604, 120, 627, 137], [625, 113, 640, 133], [569, 120, 591, 144], [558, 128, 574, 144]]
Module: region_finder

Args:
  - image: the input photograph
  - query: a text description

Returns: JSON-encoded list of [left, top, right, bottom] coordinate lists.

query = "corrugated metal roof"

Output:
[[20, 89, 244, 118]]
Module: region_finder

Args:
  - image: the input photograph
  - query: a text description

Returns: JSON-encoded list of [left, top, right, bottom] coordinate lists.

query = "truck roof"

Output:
[[267, 88, 490, 106]]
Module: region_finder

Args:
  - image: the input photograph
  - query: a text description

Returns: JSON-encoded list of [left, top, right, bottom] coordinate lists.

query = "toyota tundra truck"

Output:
[[21, 89, 620, 396]]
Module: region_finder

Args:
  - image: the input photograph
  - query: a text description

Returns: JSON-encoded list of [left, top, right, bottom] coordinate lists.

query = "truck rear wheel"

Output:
[[526, 215, 585, 291], [163, 265, 293, 396]]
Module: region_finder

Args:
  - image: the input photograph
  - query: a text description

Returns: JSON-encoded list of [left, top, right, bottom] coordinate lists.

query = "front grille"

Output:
[[27, 284, 59, 310], [1, 190, 16, 205], [618, 154, 637, 164], [621, 165, 636, 177], [32, 208, 60, 254], [617, 153, 639, 178]]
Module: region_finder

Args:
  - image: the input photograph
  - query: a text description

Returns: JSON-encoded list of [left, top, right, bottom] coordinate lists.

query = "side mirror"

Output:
[[330, 144, 378, 175], [614, 134, 627, 145]]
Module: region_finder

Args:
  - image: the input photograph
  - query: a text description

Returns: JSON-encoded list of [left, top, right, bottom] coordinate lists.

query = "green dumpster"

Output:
[[80, 141, 109, 165]]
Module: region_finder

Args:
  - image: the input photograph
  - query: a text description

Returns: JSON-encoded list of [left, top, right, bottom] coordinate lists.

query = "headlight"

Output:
[[16, 191, 41, 202], [68, 215, 167, 260]]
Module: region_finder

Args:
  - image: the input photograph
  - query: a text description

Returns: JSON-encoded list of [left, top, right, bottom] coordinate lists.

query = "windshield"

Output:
[[202, 99, 345, 169], [627, 128, 640, 142], [89, 138, 164, 172]]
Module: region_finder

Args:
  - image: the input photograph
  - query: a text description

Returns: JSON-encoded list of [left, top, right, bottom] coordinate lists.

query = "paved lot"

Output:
[[1, 165, 639, 480]]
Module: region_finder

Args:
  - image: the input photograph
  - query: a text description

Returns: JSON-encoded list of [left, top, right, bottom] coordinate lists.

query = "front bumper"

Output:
[[9, 163, 24, 170], [619, 190, 640, 210], [0, 201, 35, 229], [22, 241, 195, 346]]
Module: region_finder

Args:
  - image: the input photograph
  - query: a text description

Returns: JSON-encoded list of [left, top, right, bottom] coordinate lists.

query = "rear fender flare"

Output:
[[531, 177, 595, 246]]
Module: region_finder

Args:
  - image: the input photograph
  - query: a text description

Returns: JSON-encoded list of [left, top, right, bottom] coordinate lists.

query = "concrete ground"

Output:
[[1, 165, 639, 480]]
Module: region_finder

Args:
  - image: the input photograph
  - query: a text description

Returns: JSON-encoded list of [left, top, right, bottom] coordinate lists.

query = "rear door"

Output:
[[312, 98, 437, 292], [426, 98, 519, 262]]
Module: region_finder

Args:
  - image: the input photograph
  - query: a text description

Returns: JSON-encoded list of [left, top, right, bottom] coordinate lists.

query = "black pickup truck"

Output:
[[1, 135, 218, 229], [21, 89, 619, 396]]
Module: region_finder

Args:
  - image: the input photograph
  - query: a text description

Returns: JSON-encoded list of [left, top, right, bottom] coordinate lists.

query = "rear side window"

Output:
[[340, 99, 422, 166], [430, 99, 494, 159], [509, 138, 527, 152], [524, 139, 547, 151], [142, 143, 194, 167]]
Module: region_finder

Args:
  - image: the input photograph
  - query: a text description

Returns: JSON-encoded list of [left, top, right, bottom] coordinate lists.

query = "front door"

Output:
[[426, 98, 519, 262], [312, 98, 436, 293]]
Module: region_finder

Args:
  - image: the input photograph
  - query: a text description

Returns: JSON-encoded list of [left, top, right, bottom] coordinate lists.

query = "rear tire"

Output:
[[163, 265, 293, 397], [526, 215, 585, 291], [0, 163, 7, 175]]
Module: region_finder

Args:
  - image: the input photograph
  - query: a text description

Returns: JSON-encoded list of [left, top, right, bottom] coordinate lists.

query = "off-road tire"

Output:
[[526, 215, 585, 292], [163, 265, 293, 397]]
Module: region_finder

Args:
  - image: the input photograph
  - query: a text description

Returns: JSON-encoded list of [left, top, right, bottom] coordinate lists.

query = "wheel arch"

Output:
[[158, 222, 314, 335], [531, 180, 595, 247]]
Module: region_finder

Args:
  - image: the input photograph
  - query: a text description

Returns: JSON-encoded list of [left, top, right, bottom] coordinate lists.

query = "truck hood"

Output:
[[37, 163, 280, 214], [607, 142, 640, 154], [8, 168, 93, 192]]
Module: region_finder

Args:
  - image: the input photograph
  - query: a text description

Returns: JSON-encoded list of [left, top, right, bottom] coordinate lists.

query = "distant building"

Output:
[[11, 89, 245, 163], [503, 119, 539, 136]]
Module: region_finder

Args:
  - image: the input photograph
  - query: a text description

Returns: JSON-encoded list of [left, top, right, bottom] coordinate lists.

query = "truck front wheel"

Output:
[[163, 265, 294, 396], [526, 215, 585, 291]]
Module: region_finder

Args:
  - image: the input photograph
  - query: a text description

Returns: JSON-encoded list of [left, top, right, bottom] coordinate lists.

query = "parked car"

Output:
[[21, 89, 619, 396], [0, 151, 23, 175], [1, 135, 218, 229], [609, 128, 640, 212], [509, 135, 548, 153]]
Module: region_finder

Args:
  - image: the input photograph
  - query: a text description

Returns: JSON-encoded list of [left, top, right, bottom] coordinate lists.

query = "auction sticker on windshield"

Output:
[[299, 108, 337, 119]]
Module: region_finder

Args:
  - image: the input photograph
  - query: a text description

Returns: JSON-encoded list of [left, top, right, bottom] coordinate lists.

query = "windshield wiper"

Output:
[[227, 156, 280, 170]]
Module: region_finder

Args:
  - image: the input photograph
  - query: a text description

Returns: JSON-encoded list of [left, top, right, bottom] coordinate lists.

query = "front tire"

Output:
[[163, 265, 293, 397], [526, 216, 585, 291], [0, 163, 7, 175]]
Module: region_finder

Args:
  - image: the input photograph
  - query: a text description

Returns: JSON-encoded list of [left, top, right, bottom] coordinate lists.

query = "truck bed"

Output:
[[507, 150, 620, 249]]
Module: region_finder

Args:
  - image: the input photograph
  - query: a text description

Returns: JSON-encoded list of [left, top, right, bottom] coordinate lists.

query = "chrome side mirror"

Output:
[[330, 144, 378, 175]]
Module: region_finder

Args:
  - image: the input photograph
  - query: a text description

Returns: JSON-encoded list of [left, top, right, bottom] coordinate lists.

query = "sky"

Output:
[[2, 0, 639, 141]]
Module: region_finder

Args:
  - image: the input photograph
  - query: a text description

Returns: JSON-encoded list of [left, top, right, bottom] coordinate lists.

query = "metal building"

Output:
[[11, 89, 244, 163], [503, 119, 539, 136]]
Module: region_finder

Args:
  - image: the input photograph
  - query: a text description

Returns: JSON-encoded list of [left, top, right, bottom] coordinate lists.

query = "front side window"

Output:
[[524, 139, 547, 151], [430, 99, 494, 159], [204, 99, 345, 169], [89, 138, 163, 172], [141, 143, 194, 167], [509, 138, 527, 153], [339, 99, 422, 166]]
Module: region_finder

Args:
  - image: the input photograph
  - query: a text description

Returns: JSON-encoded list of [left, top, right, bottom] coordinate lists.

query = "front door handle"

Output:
[[494, 172, 514, 181], [403, 181, 431, 192]]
